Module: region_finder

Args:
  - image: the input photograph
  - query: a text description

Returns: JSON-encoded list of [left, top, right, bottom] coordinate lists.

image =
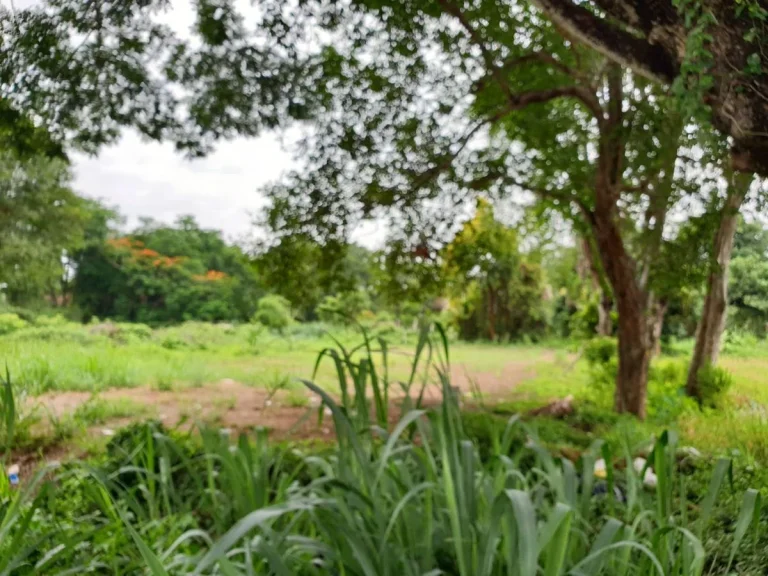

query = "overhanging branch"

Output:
[[528, 0, 679, 83], [495, 85, 604, 123]]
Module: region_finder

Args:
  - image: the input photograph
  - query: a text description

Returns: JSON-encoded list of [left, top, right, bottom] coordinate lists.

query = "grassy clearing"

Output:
[[0, 325, 763, 574], [3, 320, 768, 464], [0, 321, 559, 396]]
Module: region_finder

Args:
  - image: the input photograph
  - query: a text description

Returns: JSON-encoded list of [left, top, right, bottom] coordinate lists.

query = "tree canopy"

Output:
[[74, 216, 262, 323], [528, 0, 768, 175], [1, 0, 315, 154]]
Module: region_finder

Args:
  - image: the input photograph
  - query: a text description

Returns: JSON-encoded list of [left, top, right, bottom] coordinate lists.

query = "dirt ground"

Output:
[[32, 358, 541, 447]]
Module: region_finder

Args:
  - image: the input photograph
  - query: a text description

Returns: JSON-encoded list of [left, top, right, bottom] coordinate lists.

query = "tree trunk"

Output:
[[597, 296, 613, 337], [487, 287, 496, 341], [686, 173, 752, 400], [580, 235, 614, 336], [649, 298, 668, 357], [588, 65, 651, 419], [589, 189, 652, 418]]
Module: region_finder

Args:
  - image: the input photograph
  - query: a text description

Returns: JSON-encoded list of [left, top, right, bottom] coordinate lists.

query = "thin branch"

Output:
[[495, 85, 605, 123], [497, 52, 593, 87], [474, 51, 604, 121]]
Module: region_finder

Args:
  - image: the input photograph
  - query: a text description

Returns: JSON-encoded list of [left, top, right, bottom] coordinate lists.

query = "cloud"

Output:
[[73, 132, 292, 244]]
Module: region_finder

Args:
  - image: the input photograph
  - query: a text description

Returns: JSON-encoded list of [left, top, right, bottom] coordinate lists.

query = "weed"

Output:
[[282, 390, 309, 408], [73, 396, 147, 426]]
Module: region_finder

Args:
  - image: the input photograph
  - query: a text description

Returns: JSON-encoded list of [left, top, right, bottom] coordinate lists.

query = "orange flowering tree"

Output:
[[74, 217, 260, 323]]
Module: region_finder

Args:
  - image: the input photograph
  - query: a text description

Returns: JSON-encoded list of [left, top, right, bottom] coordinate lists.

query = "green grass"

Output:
[[0, 325, 762, 574], [0, 321, 561, 396], [5, 321, 768, 465]]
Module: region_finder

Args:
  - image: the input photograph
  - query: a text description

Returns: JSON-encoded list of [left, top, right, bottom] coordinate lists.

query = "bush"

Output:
[[34, 314, 70, 327], [583, 337, 618, 403], [316, 290, 372, 324], [115, 322, 153, 341], [89, 322, 153, 343], [696, 363, 734, 408], [0, 313, 28, 335], [583, 338, 694, 422], [583, 336, 617, 366], [7, 325, 104, 346], [722, 329, 760, 356], [253, 294, 293, 332], [646, 360, 696, 422]]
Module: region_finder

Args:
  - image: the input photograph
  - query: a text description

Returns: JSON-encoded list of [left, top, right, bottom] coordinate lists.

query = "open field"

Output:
[[4, 320, 768, 465]]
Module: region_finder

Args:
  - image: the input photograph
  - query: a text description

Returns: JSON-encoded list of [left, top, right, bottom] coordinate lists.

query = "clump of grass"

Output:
[[282, 389, 309, 408], [73, 395, 148, 426]]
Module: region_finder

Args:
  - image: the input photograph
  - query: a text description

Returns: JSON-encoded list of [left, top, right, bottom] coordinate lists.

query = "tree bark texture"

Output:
[[649, 298, 668, 358], [590, 199, 651, 418], [580, 235, 614, 336], [587, 65, 650, 419], [597, 296, 613, 337], [686, 173, 753, 400]]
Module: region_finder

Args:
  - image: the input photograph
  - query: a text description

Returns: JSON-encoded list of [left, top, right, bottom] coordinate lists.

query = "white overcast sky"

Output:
[[8, 0, 387, 248]]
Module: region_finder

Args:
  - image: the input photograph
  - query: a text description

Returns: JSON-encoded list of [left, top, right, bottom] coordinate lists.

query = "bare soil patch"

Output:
[[33, 357, 542, 442]]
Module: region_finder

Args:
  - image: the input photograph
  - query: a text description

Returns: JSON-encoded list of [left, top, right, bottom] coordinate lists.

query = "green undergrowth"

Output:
[[0, 324, 761, 574]]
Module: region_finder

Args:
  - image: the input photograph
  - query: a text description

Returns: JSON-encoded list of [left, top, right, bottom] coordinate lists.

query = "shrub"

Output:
[[583, 336, 617, 366], [34, 314, 70, 327], [646, 360, 696, 422], [160, 335, 188, 350], [583, 339, 694, 422], [0, 313, 27, 335], [115, 322, 153, 341], [89, 322, 152, 343], [722, 329, 760, 356], [7, 325, 104, 346], [253, 294, 293, 332], [583, 337, 618, 404], [696, 363, 734, 408]]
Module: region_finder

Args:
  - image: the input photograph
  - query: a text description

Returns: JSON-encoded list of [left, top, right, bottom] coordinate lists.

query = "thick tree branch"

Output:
[[438, 0, 604, 124], [589, 0, 642, 30], [528, 0, 679, 83]]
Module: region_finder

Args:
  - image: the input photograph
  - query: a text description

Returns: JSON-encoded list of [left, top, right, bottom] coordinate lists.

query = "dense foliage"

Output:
[[74, 216, 261, 324]]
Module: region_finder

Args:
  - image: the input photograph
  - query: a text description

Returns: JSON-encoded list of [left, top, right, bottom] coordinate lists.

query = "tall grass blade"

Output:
[[698, 457, 732, 533], [726, 488, 762, 572]]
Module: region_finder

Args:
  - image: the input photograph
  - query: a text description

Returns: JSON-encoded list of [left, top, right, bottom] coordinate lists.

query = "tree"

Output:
[[259, 0, 714, 418], [723, 219, 768, 337], [0, 151, 87, 305], [686, 172, 756, 398], [443, 199, 545, 341], [1, 0, 314, 155], [253, 236, 374, 320], [74, 217, 261, 323], [134, 216, 262, 319], [372, 226, 448, 322], [528, 0, 768, 176]]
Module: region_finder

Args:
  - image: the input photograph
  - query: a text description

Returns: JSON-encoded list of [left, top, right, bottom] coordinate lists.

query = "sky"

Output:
[[6, 0, 388, 248], [72, 133, 293, 245]]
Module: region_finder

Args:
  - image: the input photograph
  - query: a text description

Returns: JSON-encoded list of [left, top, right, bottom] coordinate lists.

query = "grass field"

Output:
[[3, 320, 768, 463]]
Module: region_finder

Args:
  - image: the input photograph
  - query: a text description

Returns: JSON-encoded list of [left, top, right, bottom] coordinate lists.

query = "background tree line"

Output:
[[4, 149, 768, 356]]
